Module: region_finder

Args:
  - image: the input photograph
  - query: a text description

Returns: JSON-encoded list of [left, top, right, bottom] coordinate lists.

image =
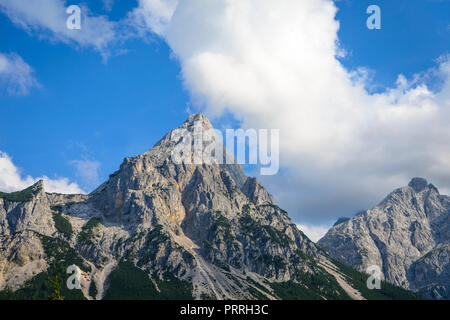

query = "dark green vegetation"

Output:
[[78, 218, 101, 245], [40, 235, 91, 273], [135, 225, 194, 269], [270, 257, 423, 300], [245, 277, 273, 299], [52, 211, 73, 238], [0, 234, 89, 300], [0, 185, 38, 202], [332, 259, 424, 300], [136, 225, 169, 267], [103, 261, 193, 300], [0, 233, 424, 300], [270, 266, 352, 300], [89, 281, 98, 299], [48, 275, 64, 300], [239, 214, 293, 247], [213, 212, 235, 241], [260, 203, 288, 215], [294, 249, 314, 263], [270, 281, 327, 300]]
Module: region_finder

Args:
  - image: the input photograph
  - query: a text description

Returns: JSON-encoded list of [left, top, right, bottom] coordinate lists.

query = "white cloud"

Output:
[[0, 0, 121, 60], [3, 0, 450, 230], [0, 151, 84, 194], [129, 0, 178, 37], [297, 224, 330, 243], [0, 53, 39, 95], [137, 0, 450, 226], [70, 159, 101, 190], [102, 0, 114, 11]]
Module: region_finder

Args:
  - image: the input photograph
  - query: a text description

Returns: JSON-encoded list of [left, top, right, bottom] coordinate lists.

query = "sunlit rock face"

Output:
[[319, 177, 450, 299], [0, 114, 331, 300]]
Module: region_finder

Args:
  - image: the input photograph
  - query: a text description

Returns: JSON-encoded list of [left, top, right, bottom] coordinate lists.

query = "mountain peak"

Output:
[[0, 180, 45, 203], [26, 179, 46, 198], [186, 112, 209, 122], [33, 179, 45, 191], [408, 177, 429, 193], [184, 113, 213, 130], [319, 177, 449, 299], [0, 115, 424, 301], [242, 177, 275, 204]]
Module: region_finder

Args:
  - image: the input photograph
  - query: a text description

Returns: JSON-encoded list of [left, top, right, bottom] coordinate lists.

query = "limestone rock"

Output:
[[319, 178, 450, 299], [0, 114, 420, 300]]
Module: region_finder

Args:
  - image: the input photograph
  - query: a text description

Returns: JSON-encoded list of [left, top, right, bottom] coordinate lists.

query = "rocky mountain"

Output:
[[319, 178, 450, 299], [0, 114, 420, 300]]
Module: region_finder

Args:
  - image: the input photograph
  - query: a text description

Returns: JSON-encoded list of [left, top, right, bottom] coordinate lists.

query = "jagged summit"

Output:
[[149, 113, 213, 151], [241, 177, 274, 205], [0, 179, 45, 203], [1, 113, 320, 299], [185, 112, 213, 127], [28, 180, 46, 199], [408, 177, 432, 193], [91, 114, 249, 226], [0, 114, 423, 301], [319, 178, 450, 299], [32, 179, 45, 190]]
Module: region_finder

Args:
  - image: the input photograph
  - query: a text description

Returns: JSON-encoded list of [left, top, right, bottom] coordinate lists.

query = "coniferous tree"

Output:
[[48, 275, 64, 300]]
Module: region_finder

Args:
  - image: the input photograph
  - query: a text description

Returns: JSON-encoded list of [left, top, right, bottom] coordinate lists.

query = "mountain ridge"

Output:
[[0, 114, 421, 300], [319, 177, 450, 299]]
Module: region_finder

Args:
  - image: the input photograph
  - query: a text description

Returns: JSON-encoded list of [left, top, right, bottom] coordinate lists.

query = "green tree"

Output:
[[48, 275, 64, 300]]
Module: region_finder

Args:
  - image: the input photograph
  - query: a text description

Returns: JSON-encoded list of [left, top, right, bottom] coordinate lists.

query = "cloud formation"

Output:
[[297, 224, 329, 243], [2, 0, 450, 228], [0, 53, 39, 95], [129, 0, 178, 37], [137, 0, 450, 225], [0, 0, 120, 59], [0, 151, 84, 194]]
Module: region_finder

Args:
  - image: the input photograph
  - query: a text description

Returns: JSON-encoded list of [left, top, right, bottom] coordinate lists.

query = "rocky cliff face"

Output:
[[318, 178, 450, 299], [0, 114, 420, 300]]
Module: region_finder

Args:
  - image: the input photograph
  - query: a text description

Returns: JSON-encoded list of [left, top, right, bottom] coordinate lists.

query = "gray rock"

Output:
[[0, 114, 414, 300], [318, 178, 450, 299]]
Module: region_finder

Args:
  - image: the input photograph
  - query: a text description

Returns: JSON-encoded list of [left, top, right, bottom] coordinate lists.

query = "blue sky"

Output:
[[0, 1, 449, 239], [337, 0, 450, 91], [0, 2, 189, 189]]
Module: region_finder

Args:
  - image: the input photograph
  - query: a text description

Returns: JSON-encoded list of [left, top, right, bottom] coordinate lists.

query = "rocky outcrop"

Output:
[[0, 114, 421, 300], [318, 178, 450, 299]]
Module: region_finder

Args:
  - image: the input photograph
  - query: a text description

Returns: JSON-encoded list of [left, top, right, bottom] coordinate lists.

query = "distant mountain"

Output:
[[0, 114, 420, 300], [319, 178, 450, 299]]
